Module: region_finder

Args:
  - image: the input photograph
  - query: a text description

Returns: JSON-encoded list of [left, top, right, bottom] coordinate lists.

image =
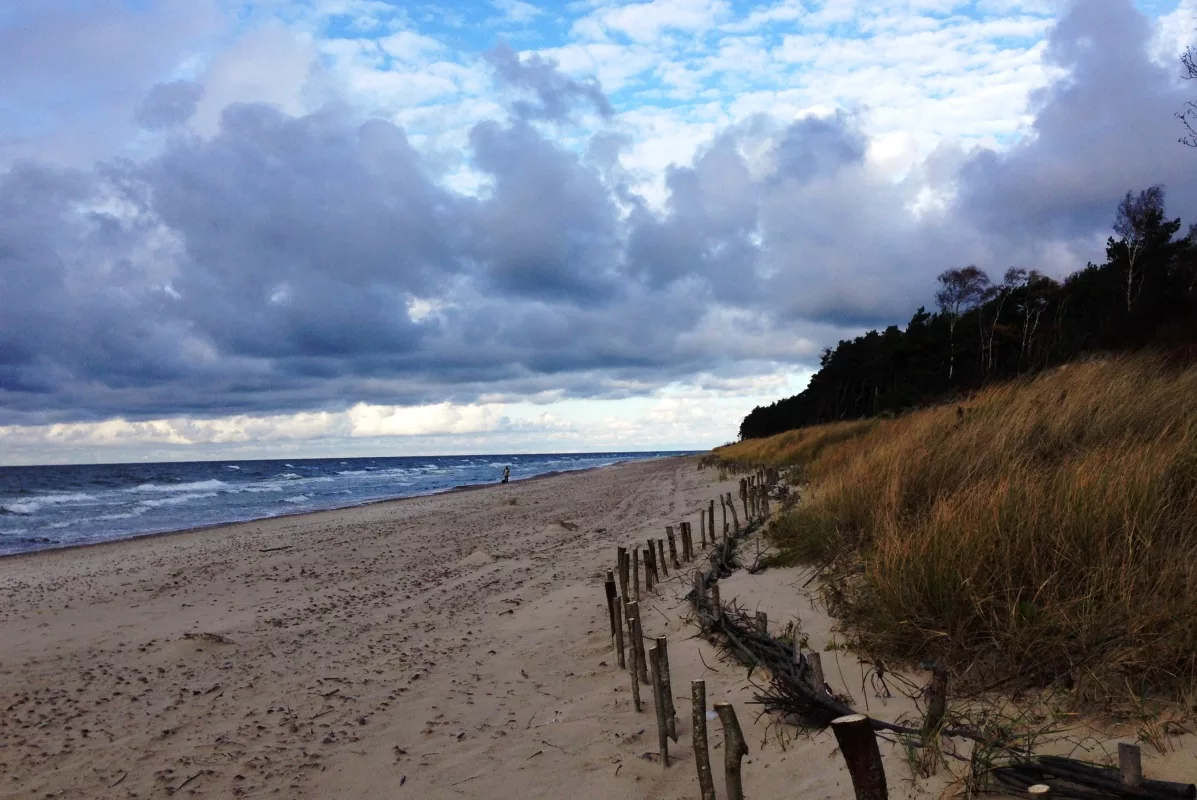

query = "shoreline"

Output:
[[0, 456, 659, 563]]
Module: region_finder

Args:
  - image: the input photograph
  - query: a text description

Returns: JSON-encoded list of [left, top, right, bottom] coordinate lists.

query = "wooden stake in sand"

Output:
[[657, 539, 668, 577], [684, 522, 693, 561], [720, 495, 727, 536], [831, 714, 888, 800], [755, 611, 767, 636], [646, 539, 659, 583], [808, 651, 826, 693], [646, 548, 655, 592], [726, 492, 740, 532], [632, 550, 641, 600], [604, 572, 618, 642], [617, 547, 629, 600], [714, 702, 749, 800], [667, 526, 680, 569], [625, 601, 642, 711], [614, 597, 626, 670], [1119, 743, 1142, 787], [655, 636, 677, 741], [648, 646, 670, 767], [629, 601, 649, 685], [700, 510, 707, 548], [709, 499, 715, 545], [692, 680, 717, 800]]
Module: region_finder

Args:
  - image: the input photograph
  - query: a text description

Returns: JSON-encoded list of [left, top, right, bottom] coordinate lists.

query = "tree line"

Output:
[[739, 187, 1197, 440]]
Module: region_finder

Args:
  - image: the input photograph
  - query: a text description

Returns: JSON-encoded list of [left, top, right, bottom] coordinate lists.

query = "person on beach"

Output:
[[502, 466, 510, 484]]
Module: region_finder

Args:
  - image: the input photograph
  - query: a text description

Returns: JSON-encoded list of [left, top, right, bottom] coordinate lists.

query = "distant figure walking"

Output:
[[502, 466, 510, 484]]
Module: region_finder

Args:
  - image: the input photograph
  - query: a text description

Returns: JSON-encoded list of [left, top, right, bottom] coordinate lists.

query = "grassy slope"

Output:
[[718, 354, 1197, 702]]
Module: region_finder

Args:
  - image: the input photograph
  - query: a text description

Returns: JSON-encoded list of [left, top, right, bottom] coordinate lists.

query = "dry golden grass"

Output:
[[732, 354, 1197, 701]]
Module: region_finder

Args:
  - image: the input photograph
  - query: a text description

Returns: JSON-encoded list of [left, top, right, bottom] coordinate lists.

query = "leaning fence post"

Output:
[[831, 714, 888, 800], [714, 702, 748, 800], [692, 680, 716, 800], [617, 547, 629, 599], [657, 539, 669, 578], [667, 526, 680, 570], [1119, 743, 1142, 787], [648, 645, 670, 767], [632, 549, 641, 600]]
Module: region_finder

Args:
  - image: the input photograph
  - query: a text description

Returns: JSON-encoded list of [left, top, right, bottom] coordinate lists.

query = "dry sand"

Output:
[[1, 455, 1193, 799]]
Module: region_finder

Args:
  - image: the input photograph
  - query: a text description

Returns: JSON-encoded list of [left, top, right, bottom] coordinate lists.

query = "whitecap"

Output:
[[225, 465, 241, 470], [129, 480, 227, 494], [138, 492, 219, 509], [281, 495, 310, 504]]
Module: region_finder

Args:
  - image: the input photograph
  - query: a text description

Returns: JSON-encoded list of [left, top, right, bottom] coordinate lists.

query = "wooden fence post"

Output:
[[625, 601, 641, 711], [809, 651, 826, 693], [655, 636, 677, 741], [614, 597, 626, 670], [604, 572, 618, 642], [755, 611, 767, 635], [831, 714, 888, 800], [632, 549, 641, 600], [692, 680, 716, 800], [667, 526, 680, 569], [1119, 743, 1142, 787], [629, 601, 648, 685], [658, 539, 669, 578], [714, 702, 748, 800], [649, 646, 669, 767]]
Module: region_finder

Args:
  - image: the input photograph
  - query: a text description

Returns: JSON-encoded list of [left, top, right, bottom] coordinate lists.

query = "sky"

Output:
[[1, 0, 1196, 465]]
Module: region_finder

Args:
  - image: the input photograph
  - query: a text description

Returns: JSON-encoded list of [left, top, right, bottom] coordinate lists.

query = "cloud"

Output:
[[1, 0, 1195, 458], [485, 43, 614, 121], [135, 80, 205, 129]]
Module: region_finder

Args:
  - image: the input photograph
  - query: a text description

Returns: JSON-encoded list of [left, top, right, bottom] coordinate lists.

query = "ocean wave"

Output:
[[0, 492, 97, 516], [138, 492, 220, 509], [276, 473, 302, 480], [129, 480, 227, 494], [225, 465, 241, 470], [97, 509, 146, 521], [281, 495, 310, 504]]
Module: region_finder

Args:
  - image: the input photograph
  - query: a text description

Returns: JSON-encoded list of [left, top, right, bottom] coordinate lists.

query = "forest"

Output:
[[739, 186, 1197, 440]]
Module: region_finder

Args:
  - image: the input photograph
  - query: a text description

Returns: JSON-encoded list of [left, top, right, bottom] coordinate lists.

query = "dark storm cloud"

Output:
[[485, 43, 614, 122], [956, 0, 1197, 246], [135, 80, 205, 129], [1, 0, 1194, 426]]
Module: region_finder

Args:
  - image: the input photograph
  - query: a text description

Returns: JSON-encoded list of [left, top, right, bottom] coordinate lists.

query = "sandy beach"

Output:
[[2, 455, 1193, 799]]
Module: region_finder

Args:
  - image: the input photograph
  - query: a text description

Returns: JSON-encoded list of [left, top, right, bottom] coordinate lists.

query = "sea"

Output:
[[0, 451, 690, 557]]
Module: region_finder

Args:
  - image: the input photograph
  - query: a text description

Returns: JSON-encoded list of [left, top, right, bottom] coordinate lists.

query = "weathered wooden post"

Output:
[[629, 601, 649, 685], [655, 636, 677, 741], [657, 539, 668, 578], [700, 511, 707, 548], [648, 645, 669, 767], [714, 702, 748, 800], [809, 651, 826, 693], [831, 714, 888, 800], [1119, 743, 1142, 787], [709, 499, 715, 544], [617, 547, 629, 599], [692, 680, 716, 800], [755, 611, 767, 635], [720, 496, 726, 538], [632, 549, 641, 601], [726, 492, 740, 532], [646, 539, 658, 584], [604, 571, 618, 642], [614, 597, 626, 670], [625, 601, 642, 711], [740, 479, 749, 521], [666, 525, 679, 569]]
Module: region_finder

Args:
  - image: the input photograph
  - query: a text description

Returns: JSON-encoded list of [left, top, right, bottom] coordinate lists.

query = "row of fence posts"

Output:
[[600, 484, 779, 798], [602, 470, 1164, 800]]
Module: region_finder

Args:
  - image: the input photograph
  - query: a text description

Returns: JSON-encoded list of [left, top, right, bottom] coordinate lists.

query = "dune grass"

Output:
[[724, 354, 1197, 703]]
